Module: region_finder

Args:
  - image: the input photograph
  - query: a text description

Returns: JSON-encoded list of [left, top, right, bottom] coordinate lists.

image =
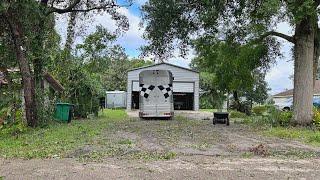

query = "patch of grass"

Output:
[[188, 142, 212, 150], [264, 127, 320, 146], [271, 150, 319, 159], [117, 139, 133, 145], [200, 109, 215, 112], [241, 152, 254, 158], [129, 151, 177, 161], [229, 111, 247, 118], [0, 109, 127, 159], [79, 148, 177, 162]]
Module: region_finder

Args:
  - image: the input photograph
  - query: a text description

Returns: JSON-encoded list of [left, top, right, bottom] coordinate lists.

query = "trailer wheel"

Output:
[[226, 118, 230, 126]]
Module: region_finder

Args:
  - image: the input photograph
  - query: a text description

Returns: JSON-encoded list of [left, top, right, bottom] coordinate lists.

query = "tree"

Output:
[[191, 40, 271, 112], [142, 0, 320, 125], [0, 0, 130, 127]]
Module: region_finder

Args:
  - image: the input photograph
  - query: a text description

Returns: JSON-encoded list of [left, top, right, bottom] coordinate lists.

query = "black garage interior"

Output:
[[173, 93, 194, 110], [131, 91, 140, 109]]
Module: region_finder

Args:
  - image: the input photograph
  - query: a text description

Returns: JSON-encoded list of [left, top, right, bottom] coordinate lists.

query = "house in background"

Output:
[[126, 62, 200, 111], [272, 80, 320, 110]]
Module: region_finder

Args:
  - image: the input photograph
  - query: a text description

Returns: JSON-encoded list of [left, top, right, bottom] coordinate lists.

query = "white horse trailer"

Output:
[[139, 70, 174, 118]]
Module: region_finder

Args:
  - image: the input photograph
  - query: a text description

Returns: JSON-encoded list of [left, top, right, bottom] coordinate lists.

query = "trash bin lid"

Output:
[[56, 103, 74, 106]]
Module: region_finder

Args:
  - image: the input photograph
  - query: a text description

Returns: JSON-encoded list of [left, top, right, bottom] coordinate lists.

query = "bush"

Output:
[[229, 111, 247, 118], [0, 109, 27, 136], [238, 106, 292, 127], [313, 108, 320, 128], [252, 106, 268, 116], [277, 111, 293, 127]]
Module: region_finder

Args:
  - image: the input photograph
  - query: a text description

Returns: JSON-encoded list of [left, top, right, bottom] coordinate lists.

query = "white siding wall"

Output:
[[126, 63, 200, 111], [132, 81, 194, 92]]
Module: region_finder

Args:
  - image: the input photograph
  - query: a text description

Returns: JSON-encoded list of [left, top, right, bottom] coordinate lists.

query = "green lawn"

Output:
[[264, 127, 320, 146], [0, 109, 127, 159], [200, 109, 228, 112]]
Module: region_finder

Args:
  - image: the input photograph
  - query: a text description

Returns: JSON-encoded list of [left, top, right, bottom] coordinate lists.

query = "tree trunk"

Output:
[[293, 17, 315, 126], [11, 19, 37, 127], [313, 35, 320, 85], [233, 91, 241, 111]]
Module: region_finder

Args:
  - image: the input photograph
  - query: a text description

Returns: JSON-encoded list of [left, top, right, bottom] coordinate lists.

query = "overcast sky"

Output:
[[55, 0, 294, 95]]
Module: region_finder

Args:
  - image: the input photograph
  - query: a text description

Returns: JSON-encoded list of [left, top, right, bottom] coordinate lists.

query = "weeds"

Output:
[[265, 127, 320, 146], [0, 109, 126, 159], [271, 150, 319, 159]]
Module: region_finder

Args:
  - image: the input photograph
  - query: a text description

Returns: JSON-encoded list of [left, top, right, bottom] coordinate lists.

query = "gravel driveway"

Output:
[[1, 112, 320, 180]]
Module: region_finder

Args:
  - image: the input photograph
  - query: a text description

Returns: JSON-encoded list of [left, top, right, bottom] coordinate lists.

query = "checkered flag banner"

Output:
[[140, 84, 155, 98], [158, 84, 173, 99]]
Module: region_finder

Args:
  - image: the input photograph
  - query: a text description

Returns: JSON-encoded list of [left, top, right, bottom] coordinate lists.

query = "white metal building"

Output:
[[127, 63, 200, 111], [106, 91, 127, 108]]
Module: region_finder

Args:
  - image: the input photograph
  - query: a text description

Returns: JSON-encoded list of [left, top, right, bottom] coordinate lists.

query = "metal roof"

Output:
[[273, 80, 320, 97], [128, 62, 199, 73], [106, 91, 126, 94]]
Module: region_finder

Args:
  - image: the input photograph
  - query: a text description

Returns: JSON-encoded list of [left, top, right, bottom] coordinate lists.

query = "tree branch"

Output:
[[260, 31, 295, 43], [46, 0, 132, 15], [46, 0, 81, 15]]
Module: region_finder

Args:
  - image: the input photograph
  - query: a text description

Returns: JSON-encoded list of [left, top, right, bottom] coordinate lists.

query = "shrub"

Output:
[[277, 111, 293, 127], [239, 106, 292, 127], [0, 109, 27, 136], [252, 106, 268, 116], [229, 111, 247, 118], [313, 108, 320, 128]]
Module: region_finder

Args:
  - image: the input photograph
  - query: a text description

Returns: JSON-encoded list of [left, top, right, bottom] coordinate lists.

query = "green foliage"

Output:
[[65, 64, 104, 118], [0, 109, 126, 159], [197, 72, 225, 109], [277, 111, 293, 127], [0, 109, 27, 136], [239, 105, 294, 128], [265, 127, 320, 146], [313, 108, 320, 128], [48, 26, 152, 118], [252, 106, 268, 116], [229, 111, 247, 118]]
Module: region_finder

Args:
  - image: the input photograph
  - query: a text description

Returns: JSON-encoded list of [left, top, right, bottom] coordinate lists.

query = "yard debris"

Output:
[[249, 144, 269, 157]]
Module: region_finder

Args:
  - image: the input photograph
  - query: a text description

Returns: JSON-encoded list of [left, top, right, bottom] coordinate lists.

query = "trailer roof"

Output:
[[128, 62, 199, 73]]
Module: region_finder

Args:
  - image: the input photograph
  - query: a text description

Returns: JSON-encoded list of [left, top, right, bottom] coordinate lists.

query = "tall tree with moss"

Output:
[[142, 0, 320, 125]]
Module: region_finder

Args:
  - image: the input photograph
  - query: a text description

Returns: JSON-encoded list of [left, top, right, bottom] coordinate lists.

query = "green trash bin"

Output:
[[55, 103, 74, 123]]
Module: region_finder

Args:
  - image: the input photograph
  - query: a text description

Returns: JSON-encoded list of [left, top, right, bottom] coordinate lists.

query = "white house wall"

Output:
[[127, 63, 199, 111]]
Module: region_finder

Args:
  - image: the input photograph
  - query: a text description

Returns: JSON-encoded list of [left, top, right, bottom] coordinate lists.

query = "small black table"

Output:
[[213, 112, 230, 126]]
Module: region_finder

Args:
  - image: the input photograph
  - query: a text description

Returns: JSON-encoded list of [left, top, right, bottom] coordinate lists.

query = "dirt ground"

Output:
[[1, 111, 320, 179]]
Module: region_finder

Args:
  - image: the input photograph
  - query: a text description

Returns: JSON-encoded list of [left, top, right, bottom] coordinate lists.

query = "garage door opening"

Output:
[[131, 91, 139, 109], [173, 93, 194, 110]]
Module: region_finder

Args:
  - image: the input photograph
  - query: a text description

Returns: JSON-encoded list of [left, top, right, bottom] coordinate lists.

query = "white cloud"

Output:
[[265, 22, 294, 95], [55, 6, 146, 55]]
